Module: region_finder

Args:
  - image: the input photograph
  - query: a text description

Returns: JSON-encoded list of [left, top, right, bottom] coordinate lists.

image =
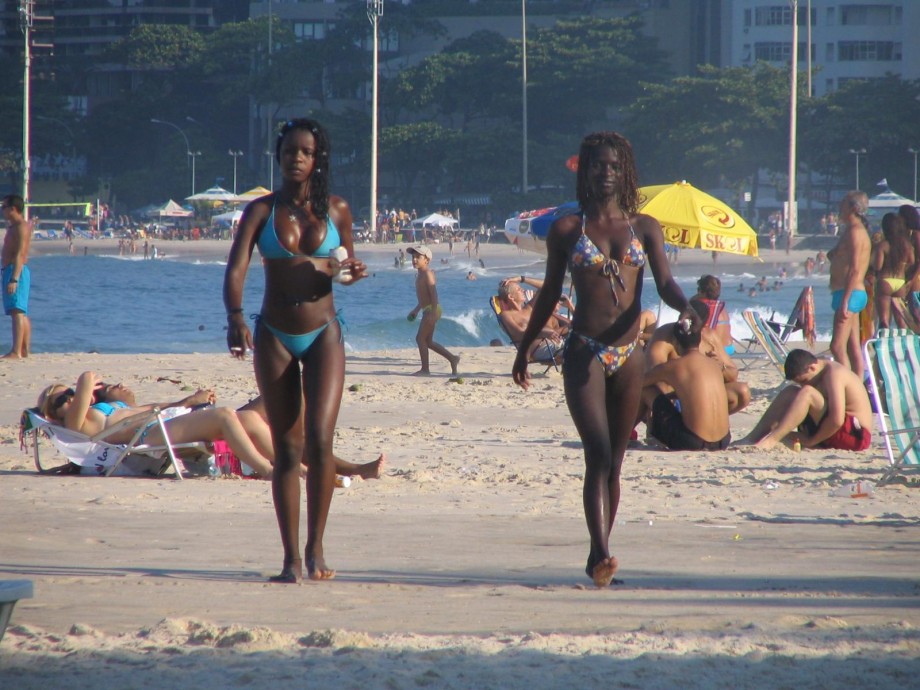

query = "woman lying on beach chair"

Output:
[[37, 373, 384, 482], [38, 371, 277, 478]]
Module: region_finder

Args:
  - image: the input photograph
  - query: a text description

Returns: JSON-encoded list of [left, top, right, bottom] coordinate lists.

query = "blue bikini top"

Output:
[[258, 200, 341, 259], [91, 401, 129, 418]]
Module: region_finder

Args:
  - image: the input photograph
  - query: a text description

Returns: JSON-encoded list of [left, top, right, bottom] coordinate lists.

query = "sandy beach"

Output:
[[1, 240, 918, 688]]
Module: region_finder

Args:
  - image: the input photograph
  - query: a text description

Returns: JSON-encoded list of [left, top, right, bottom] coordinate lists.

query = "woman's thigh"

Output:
[[301, 321, 346, 447]]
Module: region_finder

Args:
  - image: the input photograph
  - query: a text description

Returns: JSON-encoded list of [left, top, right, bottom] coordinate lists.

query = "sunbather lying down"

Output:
[[38, 371, 384, 481]]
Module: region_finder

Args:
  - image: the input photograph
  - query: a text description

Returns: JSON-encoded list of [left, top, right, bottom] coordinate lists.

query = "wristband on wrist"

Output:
[[9, 278, 17, 283], [520, 275, 525, 283], [226, 308, 243, 317]]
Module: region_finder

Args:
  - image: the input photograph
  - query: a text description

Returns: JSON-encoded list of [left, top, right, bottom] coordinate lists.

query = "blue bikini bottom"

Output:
[[257, 312, 344, 360]]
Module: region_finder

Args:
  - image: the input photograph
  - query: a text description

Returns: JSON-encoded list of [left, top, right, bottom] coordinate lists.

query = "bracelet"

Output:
[[9, 279, 17, 283], [226, 308, 243, 317], [520, 275, 525, 283]]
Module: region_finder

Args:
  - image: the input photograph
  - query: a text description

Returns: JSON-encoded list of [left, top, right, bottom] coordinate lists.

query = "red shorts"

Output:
[[800, 414, 871, 451]]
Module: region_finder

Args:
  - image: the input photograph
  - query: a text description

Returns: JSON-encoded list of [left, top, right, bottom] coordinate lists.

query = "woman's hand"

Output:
[[184, 388, 216, 407], [340, 257, 368, 284], [511, 350, 531, 390], [227, 315, 253, 360]]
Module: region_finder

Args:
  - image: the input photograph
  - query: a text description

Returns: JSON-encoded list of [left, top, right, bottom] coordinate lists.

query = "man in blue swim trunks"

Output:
[[1, 194, 31, 360], [827, 190, 871, 380]]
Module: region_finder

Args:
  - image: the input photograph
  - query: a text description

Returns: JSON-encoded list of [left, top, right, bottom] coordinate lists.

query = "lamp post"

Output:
[[228, 150, 243, 194], [787, 0, 799, 239], [909, 147, 919, 202], [367, 0, 383, 240], [264, 150, 275, 189], [188, 151, 201, 196], [150, 118, 194, 197], [522, 0, 528, 196], [35, 115, 76, 158], [849, 148, 866, 190]]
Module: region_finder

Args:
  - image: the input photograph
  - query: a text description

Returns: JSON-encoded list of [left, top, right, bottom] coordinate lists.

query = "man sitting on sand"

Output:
[[641, 321, 731, 451], [644, 300, 751, 415], [738, 349, 873, 451]]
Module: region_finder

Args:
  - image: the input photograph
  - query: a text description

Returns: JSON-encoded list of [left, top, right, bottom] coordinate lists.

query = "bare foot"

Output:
[[590, 556, 619, 588], [411, 369, 431, 377], [356, 454, 386, 480], [268, 558, 302, 584], [306, 554, 336, 581], [754, 433, 780, 450], [0, 352, 23, 360], [449, 354, 461, 375]]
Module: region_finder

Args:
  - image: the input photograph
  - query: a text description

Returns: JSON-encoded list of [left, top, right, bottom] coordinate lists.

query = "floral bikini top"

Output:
[[569, 213, 647, 305]]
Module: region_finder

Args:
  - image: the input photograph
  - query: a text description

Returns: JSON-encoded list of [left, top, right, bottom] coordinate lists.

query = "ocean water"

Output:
[[17, 247, 834, 355]]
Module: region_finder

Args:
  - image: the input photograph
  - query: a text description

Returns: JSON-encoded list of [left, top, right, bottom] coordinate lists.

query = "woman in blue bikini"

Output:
[[224, 118, 370, 583], [512, 132, 697, 587]]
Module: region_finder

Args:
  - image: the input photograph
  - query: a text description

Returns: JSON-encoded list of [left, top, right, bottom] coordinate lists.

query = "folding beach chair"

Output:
[[19, 407, 208, 480], [765, 286, 817, 347], [489, 295, 561, 371], [863, 328, 920, 485], [0, 580, 33, 644], [742, 309, 790, 378]]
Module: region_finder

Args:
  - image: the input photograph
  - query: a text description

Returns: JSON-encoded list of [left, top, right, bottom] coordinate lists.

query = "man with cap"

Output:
[[406, 245, 460, 376]]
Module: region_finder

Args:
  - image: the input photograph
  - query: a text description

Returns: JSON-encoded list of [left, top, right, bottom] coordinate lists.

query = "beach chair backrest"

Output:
[[864, 329, 920, 482], [21, 408, 192, 479], [742, 309, 789, 377], [490, 295, 515, 346]]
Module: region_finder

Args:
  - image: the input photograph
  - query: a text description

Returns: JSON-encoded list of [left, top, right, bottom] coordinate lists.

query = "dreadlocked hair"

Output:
[[276, 118, 331, 219], [576, 131, 641, 216]]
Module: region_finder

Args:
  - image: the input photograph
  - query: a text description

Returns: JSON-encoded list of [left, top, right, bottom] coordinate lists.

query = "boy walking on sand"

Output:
[[407, 245, 460, 376]]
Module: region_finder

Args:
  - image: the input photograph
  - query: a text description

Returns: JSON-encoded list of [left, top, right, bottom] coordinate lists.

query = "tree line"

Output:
[[1, 7, 918, 222]]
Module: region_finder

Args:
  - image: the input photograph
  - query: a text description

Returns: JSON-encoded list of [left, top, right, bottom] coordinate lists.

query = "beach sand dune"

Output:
[[1, 242, 918, 688]]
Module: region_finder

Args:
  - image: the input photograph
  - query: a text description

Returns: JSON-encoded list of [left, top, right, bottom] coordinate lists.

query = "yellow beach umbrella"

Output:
[[638, 181, 759, 258]]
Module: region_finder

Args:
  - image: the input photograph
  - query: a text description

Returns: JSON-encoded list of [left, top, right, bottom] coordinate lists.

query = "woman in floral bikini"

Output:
[[512, 131, 696, 587]]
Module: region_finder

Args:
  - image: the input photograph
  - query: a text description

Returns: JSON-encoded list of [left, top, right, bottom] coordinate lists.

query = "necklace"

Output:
[[282, 199, 307, 224]]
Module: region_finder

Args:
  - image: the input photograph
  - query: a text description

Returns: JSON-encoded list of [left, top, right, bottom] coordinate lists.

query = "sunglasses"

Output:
[[50, 388, 75, 412]]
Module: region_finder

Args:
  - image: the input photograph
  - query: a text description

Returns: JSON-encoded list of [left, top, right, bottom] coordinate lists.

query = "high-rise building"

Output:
[[726, 1, 920, 96]]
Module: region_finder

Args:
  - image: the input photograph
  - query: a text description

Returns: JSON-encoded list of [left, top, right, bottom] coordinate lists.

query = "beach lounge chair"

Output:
[[19, 407, 209, 479], [489, 295, 561, 371], [0, 580, 33, 644], [742, 309, 790, 378], [863, 328, 920, 485]]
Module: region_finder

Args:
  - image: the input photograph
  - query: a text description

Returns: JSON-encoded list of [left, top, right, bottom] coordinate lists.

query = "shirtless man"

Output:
[[828, 190, 872, 378], [738, 349, 872, 451], [643, 300, 751, 415], [641, 323, 731, 451], [1, 195, 32, 359], [496, 277, 573, 361], [406, 245, 460, 376]]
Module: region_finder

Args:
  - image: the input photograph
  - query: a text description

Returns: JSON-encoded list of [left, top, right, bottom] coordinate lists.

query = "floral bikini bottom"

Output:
[[567, 332, 639, 377]]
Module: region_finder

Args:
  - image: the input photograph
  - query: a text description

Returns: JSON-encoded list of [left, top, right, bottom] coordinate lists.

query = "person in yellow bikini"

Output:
[[407, 245, 460, 376], [871, 212, 915, 330]]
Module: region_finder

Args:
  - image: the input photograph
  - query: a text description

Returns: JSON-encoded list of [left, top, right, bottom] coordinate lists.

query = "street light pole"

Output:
[[264, 150, 275, 189], [36, 115, 76, 158], [849, 148, 866, 190], [909, 147, 919, 202], [228, 150, 243, 194], [522, 0, 528, 196], [787, 0, 798, 239], [189, 151, 201, 196], [150, 118, 194, 197], [367, 0, 383, 240]]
